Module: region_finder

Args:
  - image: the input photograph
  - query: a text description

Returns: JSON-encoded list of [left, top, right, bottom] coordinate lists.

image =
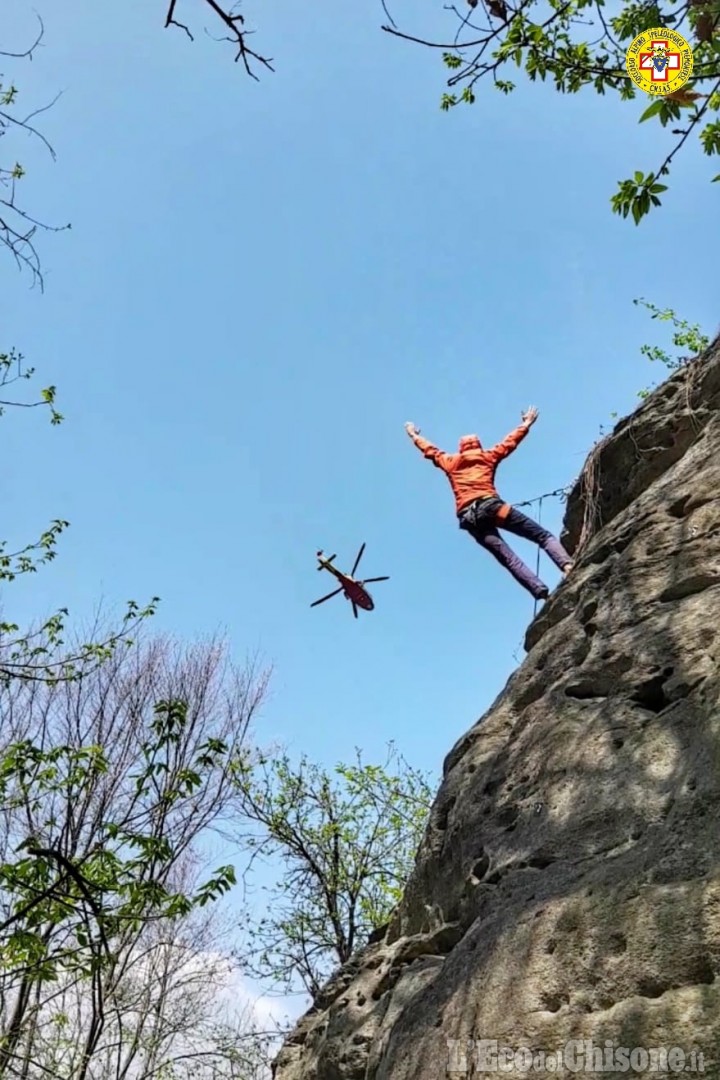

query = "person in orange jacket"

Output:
[[405, 407, 573, 600]]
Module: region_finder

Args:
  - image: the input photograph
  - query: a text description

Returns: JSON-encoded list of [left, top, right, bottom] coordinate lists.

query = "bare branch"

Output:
[[0, 23, 70, 289], [0, 13, 45, 59], [164, 0, 274, 80]]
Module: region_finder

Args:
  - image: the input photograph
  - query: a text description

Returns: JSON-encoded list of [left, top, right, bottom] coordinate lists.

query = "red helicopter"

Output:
[[311, 543, 389, 618]]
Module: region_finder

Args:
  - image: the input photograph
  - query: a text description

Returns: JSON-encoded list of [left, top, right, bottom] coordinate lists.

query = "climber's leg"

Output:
[[499, 506, 573, 573], [469, 525, 549, 600]]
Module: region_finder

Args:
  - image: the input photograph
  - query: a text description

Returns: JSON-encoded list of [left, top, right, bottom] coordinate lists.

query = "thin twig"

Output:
[[381, 24, 486, 49], [0, 14, 45, 59], [164, 0, 274, 78]]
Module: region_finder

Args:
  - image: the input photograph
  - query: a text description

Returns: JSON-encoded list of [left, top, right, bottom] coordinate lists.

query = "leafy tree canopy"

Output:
[[381, 0, 720, 222], [169, 0, 720, 225], [233, 744, 434, 1001]]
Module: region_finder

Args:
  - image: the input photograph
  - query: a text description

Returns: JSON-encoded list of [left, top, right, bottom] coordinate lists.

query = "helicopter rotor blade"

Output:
[[351, 600, 359, 619], [317, 553, 337, 569], [351, 542, 366, 577], [310, 587, 344, 607], [361, 576, 389, 584]]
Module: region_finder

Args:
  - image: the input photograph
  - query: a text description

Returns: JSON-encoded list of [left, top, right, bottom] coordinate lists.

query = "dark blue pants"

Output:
[[458, 497, 571, 600]]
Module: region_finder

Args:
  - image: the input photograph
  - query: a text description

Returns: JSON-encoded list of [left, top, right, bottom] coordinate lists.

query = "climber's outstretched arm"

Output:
[[488, 405, 539, 463], [404, 421, 455, 472]]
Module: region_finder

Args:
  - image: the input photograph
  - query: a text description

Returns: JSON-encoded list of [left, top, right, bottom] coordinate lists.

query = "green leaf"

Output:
[[700, 120, 720, 156], [639, 101, 663, 123]]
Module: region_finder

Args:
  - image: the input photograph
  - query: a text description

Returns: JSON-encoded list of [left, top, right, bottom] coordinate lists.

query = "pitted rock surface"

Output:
[[273, 337, 720, 1080]]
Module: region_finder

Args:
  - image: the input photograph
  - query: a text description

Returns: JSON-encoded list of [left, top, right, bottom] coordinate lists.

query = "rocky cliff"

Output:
[[274, 337, 720, 1080]]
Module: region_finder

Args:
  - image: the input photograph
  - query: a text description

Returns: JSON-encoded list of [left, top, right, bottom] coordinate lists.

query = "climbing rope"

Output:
[[512, 484, 572, 620], [532, 495, 544, 619], [515, 484, 571, 510], [503, 485, 574, 646]]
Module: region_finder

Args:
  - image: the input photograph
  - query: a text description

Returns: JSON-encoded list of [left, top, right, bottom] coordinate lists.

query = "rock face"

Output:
[[274, 339, 720, 1080]]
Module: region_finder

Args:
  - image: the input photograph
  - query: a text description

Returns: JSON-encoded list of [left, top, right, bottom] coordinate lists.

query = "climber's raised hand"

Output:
[[521, 406, 539, 428]]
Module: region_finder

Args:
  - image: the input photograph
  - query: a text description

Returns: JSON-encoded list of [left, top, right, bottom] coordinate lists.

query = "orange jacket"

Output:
[[412, 424, 530, 514]]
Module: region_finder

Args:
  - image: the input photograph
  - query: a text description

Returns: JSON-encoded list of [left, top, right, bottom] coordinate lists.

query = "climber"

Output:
[[404, 407, 573, 601]]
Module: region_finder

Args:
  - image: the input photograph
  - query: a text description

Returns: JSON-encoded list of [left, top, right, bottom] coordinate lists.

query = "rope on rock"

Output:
[[513, 485, 572, 620]]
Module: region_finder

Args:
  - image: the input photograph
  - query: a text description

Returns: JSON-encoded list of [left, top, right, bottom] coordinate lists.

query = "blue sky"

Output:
[[3, 1, 717, 794]]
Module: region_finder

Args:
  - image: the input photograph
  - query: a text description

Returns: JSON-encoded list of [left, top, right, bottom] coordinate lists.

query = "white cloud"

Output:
[[219, 964, 308, 1032]]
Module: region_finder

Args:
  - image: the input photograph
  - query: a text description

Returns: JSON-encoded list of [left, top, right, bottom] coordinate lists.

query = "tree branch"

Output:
[[164, 0, 274, 79]]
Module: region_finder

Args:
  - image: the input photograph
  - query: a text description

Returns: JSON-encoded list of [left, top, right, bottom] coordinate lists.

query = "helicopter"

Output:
[[311, 543, 389, 618]]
